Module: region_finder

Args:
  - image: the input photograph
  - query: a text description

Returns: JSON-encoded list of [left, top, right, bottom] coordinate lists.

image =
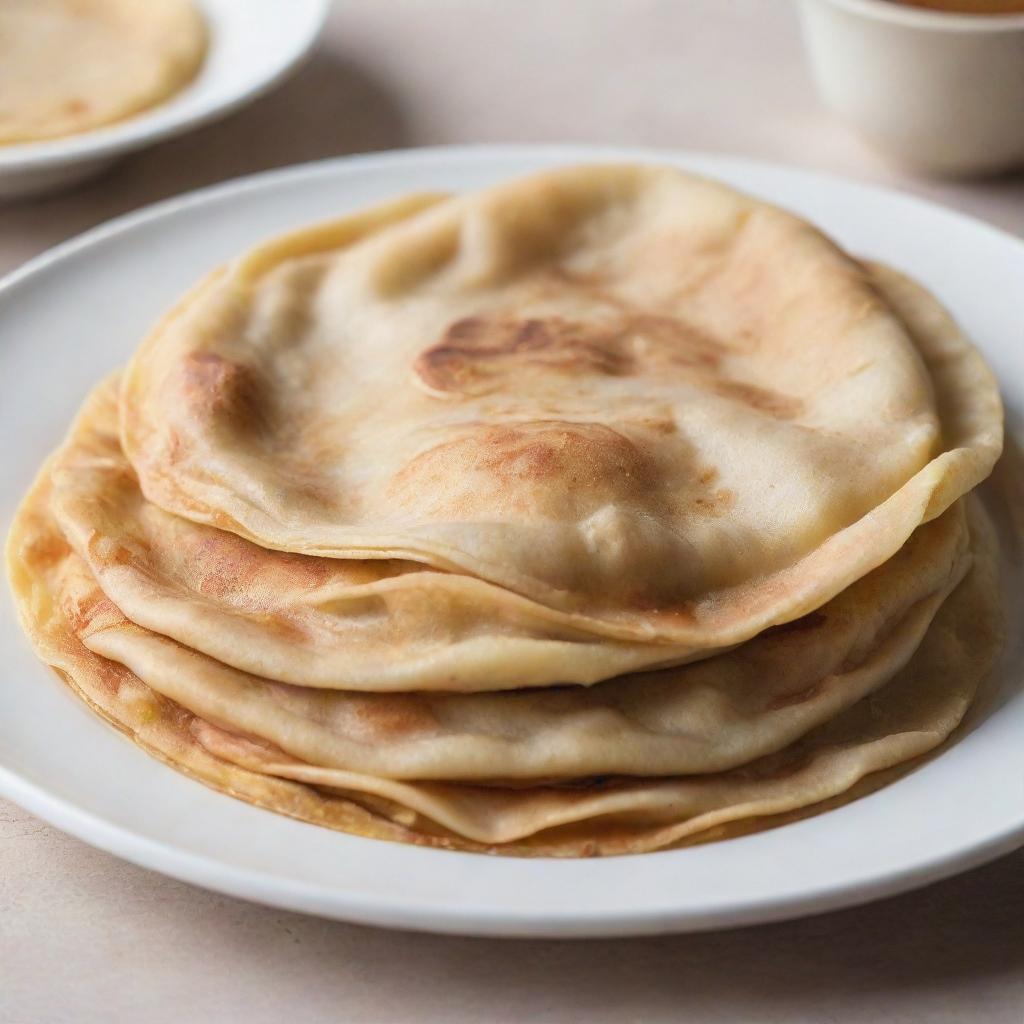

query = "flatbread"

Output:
[[6, 466, 1002, 853], [104, 501, 1011, 849], [0, 0, 207, 144], [121, 167, 1003, 651], [51, 378, 704, 692], [55, 255, 985, 693], [70, 484, 970, 781]]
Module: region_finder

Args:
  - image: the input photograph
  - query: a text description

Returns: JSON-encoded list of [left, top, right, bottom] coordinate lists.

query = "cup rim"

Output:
[[807, 0, 1024, 31]]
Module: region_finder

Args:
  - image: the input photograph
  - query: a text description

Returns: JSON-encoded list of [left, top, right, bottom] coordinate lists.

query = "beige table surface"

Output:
[[1, 3, 1022, 1022]]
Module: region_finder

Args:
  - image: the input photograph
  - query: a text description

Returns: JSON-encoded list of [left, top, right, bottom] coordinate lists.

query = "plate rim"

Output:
[[2, 754, 1023, 938], [2, 143, 1023, 938]]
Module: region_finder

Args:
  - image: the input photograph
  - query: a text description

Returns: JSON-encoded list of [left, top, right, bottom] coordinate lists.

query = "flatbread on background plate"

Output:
[[0, 0, 207, 144]]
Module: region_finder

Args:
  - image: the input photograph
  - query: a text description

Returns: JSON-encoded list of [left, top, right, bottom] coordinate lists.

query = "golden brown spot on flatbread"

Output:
[[265, 615, 309, 644], [189, 534, 258, 600], [24, 529, 71, 570], [415, 310, 724, 396], [179, 352, 268, 432], [189, 532, 333, 600], [272, 551, 338, 591], [349, 694, 439, 741], [105, 542, 144, 567], [88, 655, 134, 699], [62, 590, 121, 637], [626, 314, 723, 371], [389, 420, 654, 515], [415, 315, 629, 395], [483, 425, 627, 480], [711, 379, 804, 420], [64, 98, 89, 116], [473, 422, 653, 492], [393, 421, 647, 489]]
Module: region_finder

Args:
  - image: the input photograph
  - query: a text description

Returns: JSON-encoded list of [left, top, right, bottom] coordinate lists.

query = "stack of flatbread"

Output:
[[7, 165, 1006, 856]]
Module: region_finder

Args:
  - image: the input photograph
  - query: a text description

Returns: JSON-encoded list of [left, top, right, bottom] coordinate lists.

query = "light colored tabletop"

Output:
[[2, 3, 1022, 1022]]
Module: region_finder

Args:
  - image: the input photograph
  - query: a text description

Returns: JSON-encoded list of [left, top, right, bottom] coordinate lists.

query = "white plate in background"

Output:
[[0, 0, 330, 199], [0, 145, 1022, 937]]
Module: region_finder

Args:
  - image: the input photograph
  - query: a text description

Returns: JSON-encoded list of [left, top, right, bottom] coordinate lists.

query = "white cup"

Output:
[[797, 0, 1024, 175]]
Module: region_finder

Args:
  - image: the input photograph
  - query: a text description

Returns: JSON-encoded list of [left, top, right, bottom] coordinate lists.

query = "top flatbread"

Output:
[[0, 0, 206, 144], [52, 376, 699, 692], [122, 166, 1002, 643]]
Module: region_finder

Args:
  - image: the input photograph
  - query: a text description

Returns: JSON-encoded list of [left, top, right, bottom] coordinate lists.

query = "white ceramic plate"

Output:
[[0, 0, 329, 199], [1, 145, 1022, 938]]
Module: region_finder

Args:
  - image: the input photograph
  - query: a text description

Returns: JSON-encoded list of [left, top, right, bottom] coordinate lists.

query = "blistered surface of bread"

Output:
[[122, 167, 1002, 647]]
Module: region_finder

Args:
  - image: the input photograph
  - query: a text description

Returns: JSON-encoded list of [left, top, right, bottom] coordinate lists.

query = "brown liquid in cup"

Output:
[[888, 0, 1024, 13]]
